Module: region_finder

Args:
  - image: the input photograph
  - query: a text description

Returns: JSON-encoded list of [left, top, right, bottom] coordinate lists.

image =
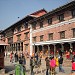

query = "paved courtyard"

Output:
[[2, 56, 72, 75]]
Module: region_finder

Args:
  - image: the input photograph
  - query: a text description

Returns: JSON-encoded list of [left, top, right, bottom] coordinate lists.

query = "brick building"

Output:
[[29, 1, 75, 56], [1, 9, 47, 55], [1, 1, 75, 56]]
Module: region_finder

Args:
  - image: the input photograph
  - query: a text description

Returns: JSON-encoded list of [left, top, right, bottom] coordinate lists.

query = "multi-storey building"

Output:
[[1, 9, 47, 54], [29, 1, 75, 56], [1, 1, 75, 56]]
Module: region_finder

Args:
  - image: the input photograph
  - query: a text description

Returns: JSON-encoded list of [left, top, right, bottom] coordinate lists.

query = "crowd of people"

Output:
[[4, 48, 75, 75], [44, 48, 75, 75]]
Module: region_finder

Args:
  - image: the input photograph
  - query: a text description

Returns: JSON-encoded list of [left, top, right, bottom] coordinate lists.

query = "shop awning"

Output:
[[0, 40, 9, 46]]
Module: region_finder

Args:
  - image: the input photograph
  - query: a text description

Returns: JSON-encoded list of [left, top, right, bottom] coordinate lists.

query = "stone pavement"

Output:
[[3, 56, 72, 75]]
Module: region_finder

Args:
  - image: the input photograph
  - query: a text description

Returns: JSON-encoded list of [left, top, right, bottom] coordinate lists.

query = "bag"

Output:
[[50, 59, 56, 68]]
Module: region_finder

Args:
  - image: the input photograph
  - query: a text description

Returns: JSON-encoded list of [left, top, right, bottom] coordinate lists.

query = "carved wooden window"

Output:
[[33, 37, 36, 43], [48, 33, 53, 40], [47, 18, 52, 25], [17, 26, 21, 32], [24, 22, 28, 29], [17, 34, 21, 41], [40, 21, 43, 28], [73, 28, 75, 38], [32, 22, 36, 30], [58, 14, 64, 22], [8, 37, 13, 43], [72, 9, 75, 18], [25, 44, 28, 50], [60, 31, 65, 39], [40, 35, 43, 41], [24, 32, 29, 40]]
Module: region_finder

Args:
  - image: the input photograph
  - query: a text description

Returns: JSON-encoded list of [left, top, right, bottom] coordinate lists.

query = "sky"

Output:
[[0, 0, 70, 30]]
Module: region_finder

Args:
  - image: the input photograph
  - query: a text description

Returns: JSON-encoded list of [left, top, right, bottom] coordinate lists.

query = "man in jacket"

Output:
[[58, 55, 65, 73]]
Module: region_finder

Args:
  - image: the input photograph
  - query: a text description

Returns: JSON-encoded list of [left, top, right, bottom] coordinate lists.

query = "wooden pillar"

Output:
[[37, 45, 39, 53], [48, 45, 50, 56], [69, 42, 72, 49], [42, 45, 44, 55], [61, 43, 64, 51], [54, 44, 56, 57], [34, 43, 35, 56]]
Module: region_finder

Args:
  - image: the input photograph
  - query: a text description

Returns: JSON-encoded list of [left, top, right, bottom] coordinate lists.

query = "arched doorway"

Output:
[[55, 43, 62, 55], [63, 43, 70, 52], [49, 44, 54, 55]]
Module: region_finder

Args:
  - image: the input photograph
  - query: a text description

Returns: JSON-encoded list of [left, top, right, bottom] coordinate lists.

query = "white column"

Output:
[[30, 24, 33, 56]]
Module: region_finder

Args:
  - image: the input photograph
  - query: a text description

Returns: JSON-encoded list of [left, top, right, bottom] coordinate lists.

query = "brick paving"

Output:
[[2, 56, 72, 75]]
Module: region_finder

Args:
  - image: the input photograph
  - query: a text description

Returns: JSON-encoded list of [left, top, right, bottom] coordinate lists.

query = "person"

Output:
[[50, 56, 56, 75], [55, 56, 59, 67], [70, 48, 73, 60], [15, 64, 26, 75], [45, 56, 50, 75], [35, 52, 38, 65], [22, 55, 26, 70], [66, 51, 70, 59], [18, 52, 23, 65], [59, 49, 63, 56], [37, 56, 42, 72], [72, 61, 75, 73], [5, 51, 7, 58], [10, 51, 14, 63], [58, 55, 65, 73], [14, 51, 18, 62], [30, 57, 35, 75]]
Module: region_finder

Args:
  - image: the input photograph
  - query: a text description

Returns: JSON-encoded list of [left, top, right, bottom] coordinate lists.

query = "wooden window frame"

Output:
[[48, 33, 53, 40], [33, 37, 36, 43], [40, 21, 43, 28], [60, 31, 65, 39], [24, 32, 29, 40], [71, 9, 75, 18], [47, 18, 52, 25], [40, 35, 43, 41], [58, 14, 64, 22], [73, 28, 75, 38]]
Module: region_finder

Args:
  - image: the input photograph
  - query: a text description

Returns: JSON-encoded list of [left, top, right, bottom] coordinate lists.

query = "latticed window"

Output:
[[17, 34, 21, 41], [25, 44, 28, 50], [72, 9, 75, 18], [8, 37, 13, 43], [33, 37, 36, 42], [17, 26, 21, 32], [73, 28, 75, 38], [47, 18, 52, 25], [60, 31, 65, 39], [24, 32, 29, 40], [24, 22, 28, 29], [40, 35, 43, 41], [48, 33, 53, 40], [40, 21, 43, 28], [58, 14, 64, 22], [32, 22, 36, 30]]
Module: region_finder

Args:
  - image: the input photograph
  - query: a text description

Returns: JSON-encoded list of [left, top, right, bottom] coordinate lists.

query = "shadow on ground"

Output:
[[5, 65, 15, 73]]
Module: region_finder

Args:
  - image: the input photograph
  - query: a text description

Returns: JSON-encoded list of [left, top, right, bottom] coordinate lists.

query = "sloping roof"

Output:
[[29, 0, 75, 23], [30, 9, 47, 16], [0, 40, 9, 45], [2, 9, 47, 33]]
